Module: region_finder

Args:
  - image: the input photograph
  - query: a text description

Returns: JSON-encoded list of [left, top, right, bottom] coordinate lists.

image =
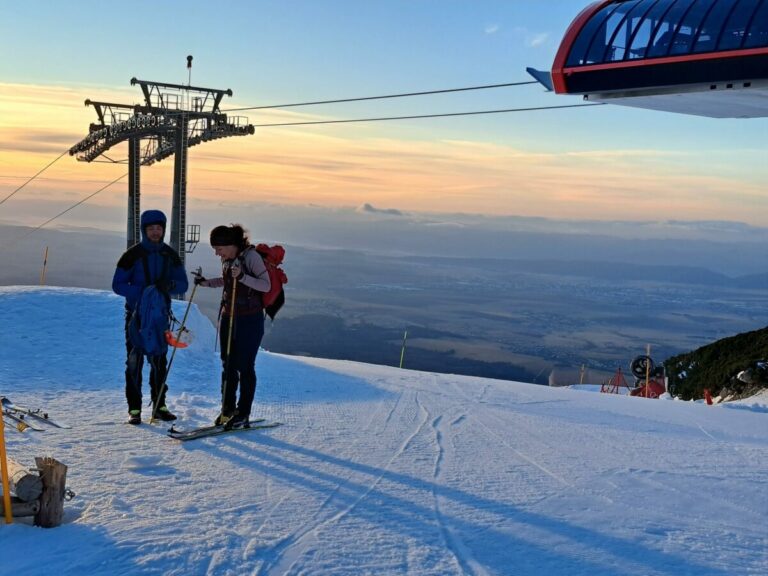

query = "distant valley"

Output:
[[1, 221, 766, 386]]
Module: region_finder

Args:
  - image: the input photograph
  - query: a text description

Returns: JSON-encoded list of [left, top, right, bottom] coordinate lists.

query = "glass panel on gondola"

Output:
[[627, 14, 655, 59], [646, 0, 700, 58], [600, 0, 644, 61], [719, 0, 759, 49], [669, 0, 719, 54], [629, 0, 679, 58], [743, 0, 768, 48], [604, 0, 651, 61], [566, 4, 622, 66], [693, 0, 741, 52]]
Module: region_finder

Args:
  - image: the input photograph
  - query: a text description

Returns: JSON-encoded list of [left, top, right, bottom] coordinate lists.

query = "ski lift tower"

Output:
[[69, 64, 254, 280]]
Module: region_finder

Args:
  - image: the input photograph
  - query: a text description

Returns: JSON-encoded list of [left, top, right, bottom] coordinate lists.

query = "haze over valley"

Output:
[[2, 206, 766, 386]]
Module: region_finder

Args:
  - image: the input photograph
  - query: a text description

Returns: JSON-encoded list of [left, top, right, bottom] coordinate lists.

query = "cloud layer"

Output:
[[0, 82, 766, 228]]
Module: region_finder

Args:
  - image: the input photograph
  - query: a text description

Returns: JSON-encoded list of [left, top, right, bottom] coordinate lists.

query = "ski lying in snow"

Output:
[[168, 417, 267, 436], [2, 410, 45, 432], [0, 397, 71, 429], [167, 419, 281, 441]]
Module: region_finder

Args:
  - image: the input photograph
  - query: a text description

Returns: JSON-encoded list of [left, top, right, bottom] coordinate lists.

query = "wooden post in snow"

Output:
[[34, 457, 67, 528]]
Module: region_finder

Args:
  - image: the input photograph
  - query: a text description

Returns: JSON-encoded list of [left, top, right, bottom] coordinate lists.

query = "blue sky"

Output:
[[1, 0, 766, 227]]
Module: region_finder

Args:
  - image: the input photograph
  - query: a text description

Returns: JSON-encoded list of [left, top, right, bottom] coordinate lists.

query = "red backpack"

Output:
[[255, 243, 287, 320]]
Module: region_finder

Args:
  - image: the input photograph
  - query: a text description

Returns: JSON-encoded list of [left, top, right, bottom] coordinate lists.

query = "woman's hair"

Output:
[[209, 224, 249, 250]]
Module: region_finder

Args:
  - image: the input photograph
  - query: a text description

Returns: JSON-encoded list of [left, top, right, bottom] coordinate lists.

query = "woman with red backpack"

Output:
[[194, 224, 272, 429]]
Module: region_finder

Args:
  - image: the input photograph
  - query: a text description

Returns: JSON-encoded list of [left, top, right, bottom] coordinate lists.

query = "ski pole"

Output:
[[150, 269, 201, 424], [214, 302, 224, 354], [220, 275, 238, 420]]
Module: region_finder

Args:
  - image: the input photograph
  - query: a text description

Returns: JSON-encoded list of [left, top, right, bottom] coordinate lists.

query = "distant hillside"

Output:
[[736, 271, 768, 290], [412, 256, 767, 289], [664, 326, 768, 400]]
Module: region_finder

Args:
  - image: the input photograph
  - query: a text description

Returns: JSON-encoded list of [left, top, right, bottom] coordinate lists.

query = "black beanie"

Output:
[[210, 225, 243, 247]]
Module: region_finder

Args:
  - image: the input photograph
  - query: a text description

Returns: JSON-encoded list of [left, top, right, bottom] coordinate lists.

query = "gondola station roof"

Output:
[[546, 0, 768, 118]]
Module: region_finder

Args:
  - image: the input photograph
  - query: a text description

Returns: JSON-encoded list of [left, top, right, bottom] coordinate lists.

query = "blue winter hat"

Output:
[[140, 209, 167, 231]]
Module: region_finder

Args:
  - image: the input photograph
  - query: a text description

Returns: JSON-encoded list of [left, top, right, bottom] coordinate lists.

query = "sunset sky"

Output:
[[1, 0, 766, 231]]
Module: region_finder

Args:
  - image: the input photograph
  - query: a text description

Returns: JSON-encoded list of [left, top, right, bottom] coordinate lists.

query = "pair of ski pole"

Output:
[[149, 267, 202, 424], [150, 267, 239, 425]]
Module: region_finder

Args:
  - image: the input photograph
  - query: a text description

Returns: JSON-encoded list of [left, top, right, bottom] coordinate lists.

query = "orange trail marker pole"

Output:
[[0, 414, 13, 524]]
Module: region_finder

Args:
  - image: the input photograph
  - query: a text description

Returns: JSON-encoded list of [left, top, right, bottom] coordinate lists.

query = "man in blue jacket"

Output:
[[112, 210, 189, 424]]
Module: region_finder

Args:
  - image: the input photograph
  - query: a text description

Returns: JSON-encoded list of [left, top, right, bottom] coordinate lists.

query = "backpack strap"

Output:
[[140, 250, 172, 287], [160, 252, 170, 284], [141, 255, 152, 285], [221, 246, 264, 316]]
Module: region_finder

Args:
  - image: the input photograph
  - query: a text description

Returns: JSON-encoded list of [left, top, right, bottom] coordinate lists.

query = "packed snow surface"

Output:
[[0, 287, 766, 575]]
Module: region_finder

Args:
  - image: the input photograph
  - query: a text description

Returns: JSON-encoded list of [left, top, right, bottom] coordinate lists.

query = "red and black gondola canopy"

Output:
[[551, 0, 768, 118]]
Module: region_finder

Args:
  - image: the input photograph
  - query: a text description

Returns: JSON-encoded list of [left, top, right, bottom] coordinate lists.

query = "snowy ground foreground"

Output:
[[0, 286, 766, 576]]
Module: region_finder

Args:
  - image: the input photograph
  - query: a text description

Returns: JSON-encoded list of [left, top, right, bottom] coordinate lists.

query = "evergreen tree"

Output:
[[664, 327, 768, 400]]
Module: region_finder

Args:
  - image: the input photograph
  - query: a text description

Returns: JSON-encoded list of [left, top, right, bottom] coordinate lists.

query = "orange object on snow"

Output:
[[165, 330, 188, 348], [630, 378, 666, 399]]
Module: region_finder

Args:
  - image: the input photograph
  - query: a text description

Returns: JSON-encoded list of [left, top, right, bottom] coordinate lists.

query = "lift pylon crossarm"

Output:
[[84, 99, 139, 126], [130, 77, 233, 113], [69, 118, 176, 161], [133, 106, 229, 123]]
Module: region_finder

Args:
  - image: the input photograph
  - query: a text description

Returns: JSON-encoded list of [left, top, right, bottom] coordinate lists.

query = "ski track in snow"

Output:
[[1, 288, 767, 576], [255, 388, 414, 574]]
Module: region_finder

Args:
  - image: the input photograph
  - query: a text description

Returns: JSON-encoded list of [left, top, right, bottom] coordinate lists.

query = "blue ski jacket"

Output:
[[112, 210, 189, 310]]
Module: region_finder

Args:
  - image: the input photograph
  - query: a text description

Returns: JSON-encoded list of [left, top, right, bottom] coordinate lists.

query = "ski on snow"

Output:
[[167, 419, 281, 441], [1, 397, 71, 430], [3, 410, 45, 432]]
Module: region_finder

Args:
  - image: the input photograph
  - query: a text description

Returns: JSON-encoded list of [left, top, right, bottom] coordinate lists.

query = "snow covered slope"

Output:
[[0, 287, 766, 576]]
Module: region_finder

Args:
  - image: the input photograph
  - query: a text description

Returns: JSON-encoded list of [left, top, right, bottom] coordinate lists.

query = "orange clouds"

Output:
[[0, 82, 765, 226]]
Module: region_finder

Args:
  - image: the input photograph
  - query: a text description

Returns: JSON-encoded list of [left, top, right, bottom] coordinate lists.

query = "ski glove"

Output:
[[229, 262, 245, 280], [193, 273, 207, 286]]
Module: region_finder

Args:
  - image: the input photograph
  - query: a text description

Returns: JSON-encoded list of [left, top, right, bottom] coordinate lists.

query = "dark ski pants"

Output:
[[124, 314, 168, 412], [219, 312, 265, 419]]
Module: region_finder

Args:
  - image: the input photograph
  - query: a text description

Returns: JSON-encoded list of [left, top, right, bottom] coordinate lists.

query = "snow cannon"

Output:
[[629, 355, 666, 399]]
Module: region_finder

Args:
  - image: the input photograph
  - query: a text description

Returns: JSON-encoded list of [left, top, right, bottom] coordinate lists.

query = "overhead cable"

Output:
[[224, 80, 539, 112], [252, 103, 603, 127], [0, 149, 69, 206], [4, 172, 127, 250], [3, 84, 598, 236]]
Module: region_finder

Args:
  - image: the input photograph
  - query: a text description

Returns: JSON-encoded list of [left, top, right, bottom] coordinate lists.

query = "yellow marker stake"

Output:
[[0, 414, 13, 524], [645, 344, 652, 398], [40, 246, 49, 286], [399, 330, 408, 369]]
